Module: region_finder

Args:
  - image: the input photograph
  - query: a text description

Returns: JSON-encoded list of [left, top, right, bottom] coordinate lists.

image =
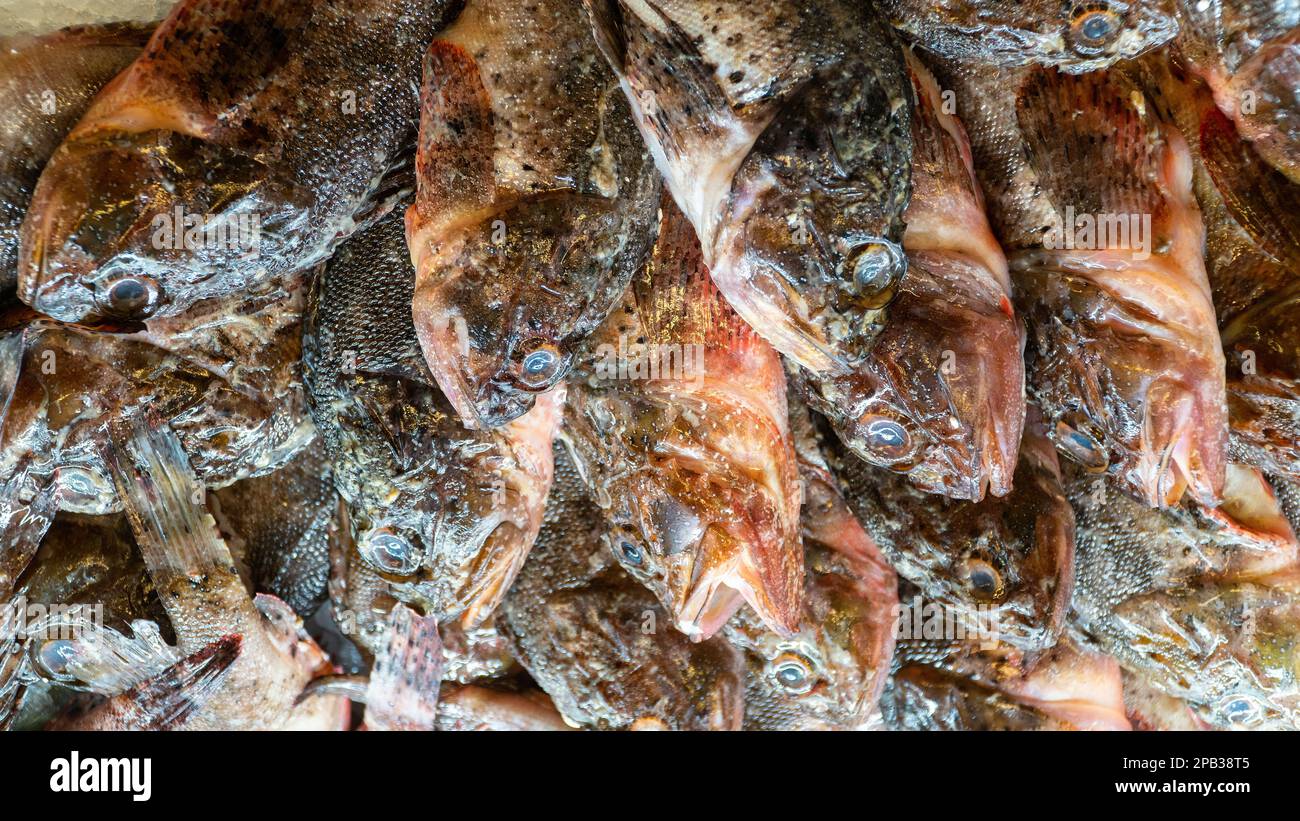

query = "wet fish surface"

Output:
[[406, 0, 659, 429], [0, 22, 151, 295], [19, 0, 459, 323]]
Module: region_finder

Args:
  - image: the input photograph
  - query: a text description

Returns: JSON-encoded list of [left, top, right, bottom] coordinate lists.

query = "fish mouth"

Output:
[[668, 525, 802, 640], [1130, 377, 1227, 508]]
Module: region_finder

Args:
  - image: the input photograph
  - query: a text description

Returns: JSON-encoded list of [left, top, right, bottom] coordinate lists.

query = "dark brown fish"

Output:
[[406, 0, 659, 429], [564, 199, 803, 639], [0, 22, 151, 295], [498, 445, 746, 730], [881, 0, 1179, 72], [305, 206, 560, 633], [18, 0, 459, 323], [1070, 462, 1300, 729], [833, 410, 1075, 654], [583, 0, 913, 381], [937, 60, 1227, 508], [803, 52, 1024, 501]]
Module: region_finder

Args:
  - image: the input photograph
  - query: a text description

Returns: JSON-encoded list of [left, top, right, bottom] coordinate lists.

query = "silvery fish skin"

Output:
[[833, 412, 1075, 654], [210, 438, 337, 618], [1070, 462, 1300, 729], [881, 636, 1131, 731], [564, 199, 804, 639], [0, 276, 313, 517], [0, 22, 151, 295], [0, 473, 59, 729], [1128, 57, 1300, 482], [405, 0, 659, 429], [804, 52, 1024, 501], [94, 416, 348, 730], [1176, 0, 1300, 183], [18, 0, 458, 324], [725, 404, 898, 730], [498, 445, 746, 731], [880, 0, 1179, 72], [582, 0, 913, 380], [304, 206, 560, 632], [937, 60, 1228, 508], [439, 615, 517, 684]]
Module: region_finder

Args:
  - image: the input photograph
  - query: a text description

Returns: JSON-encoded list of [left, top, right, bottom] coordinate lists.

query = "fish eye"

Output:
[[97, 275, 160, 318], [844, 241, 904, 300], [860, 416, 912, 461], [619, 539, 644, 566], [514, 341, 564, 390], [33, 638, 78, 680], [358, 526, 423, 576], [1069, 4, 1122, 53], [1054, 421, 1109, 472], [964, 558, 1004, 601], [56, 464, 108, 503], [771, 653, 815, 695]]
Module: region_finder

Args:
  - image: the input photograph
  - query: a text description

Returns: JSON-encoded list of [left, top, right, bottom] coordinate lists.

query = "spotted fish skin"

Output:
[[0, 22, 151, 296], [936, 59, 1228, 509], [304, 206, 559, 636], [498, 444, 746, 731], [582, 0, 913, 384], [406, 0, 659, 430], [18, 0, 459, 324], [1069, 462, 1300, 729], [880, 0, 1180, 73]]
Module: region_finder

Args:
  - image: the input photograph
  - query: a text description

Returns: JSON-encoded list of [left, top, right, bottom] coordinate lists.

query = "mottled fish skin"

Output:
[[804, 52, 1024, 501], [881, 636, 1130, 731], [210, 437, 336, 618], [583, 0, 913, 379], [564, 198, 803, 639], [406, 0, 659, 429], [0, 22, 151, 295], [1070, 462, 1300, 729], [936, 60, 1228, 508], [18, 0, 459, 324], [498, 444, 746, 731], [0, 277, 314, 516], [880, 0, 1179, 73], [304, 206, 559, 632], [1176, 0, 1300, 183], [726, 402, 898, 730], [832, 410, 1075, 654], [1130, 56, 1300, 482]]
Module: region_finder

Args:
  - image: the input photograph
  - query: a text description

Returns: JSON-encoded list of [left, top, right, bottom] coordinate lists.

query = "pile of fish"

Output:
[[1, 0, 1298, 731]]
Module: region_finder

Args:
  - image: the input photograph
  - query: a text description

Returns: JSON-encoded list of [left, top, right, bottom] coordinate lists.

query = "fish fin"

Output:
[[411, 40, 496, 226], [0, 469, 57, 598], [1200, 107, 1300, 271], [1016, 68, 1167, 224], [117, 634, 242, 730], [634, 197, 762, 353], [350, 140, 417, 235], [25, 616, 180, 695], [363, 604, 443, 731]]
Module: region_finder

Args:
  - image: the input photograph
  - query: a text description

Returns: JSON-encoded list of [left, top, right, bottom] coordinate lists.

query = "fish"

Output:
[[882, 636, 1131, 731], [832, 409, 1075, 654], [405, 0, 660, 429], [879, 0, 1179, 73], [1070, 461, 1300, 729], [436, 683, 574, 731], [0, 274, 314, 516], [564, 197, 804, 639], [497, 444, 745, 730], [724, 402, 898, 730], [582, 0, 914, 379], [304, 205, 560, 634], [1122, 670, 1211, 730], [1176, 0, 1300, 183], [210, 438, 337, 618], [0, 470, 58, 729], [18, 0, 459, 323], [439, 615, 517, 684], [935, 60, 1228, 508], [0, 22, 151, 295], [100, 414, 348, 730], [802, 51, 1024, 501], [360, 604, 443, 731]]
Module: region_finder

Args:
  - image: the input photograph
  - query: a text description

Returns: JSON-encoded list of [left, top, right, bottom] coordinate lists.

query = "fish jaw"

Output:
[[1001, 640, 1133, 731]]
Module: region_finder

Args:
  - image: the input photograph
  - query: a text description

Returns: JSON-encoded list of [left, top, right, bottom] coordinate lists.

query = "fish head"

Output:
[[584, 392, 803, 640], [410, 194, 637, 429], [814, 257, 1024, 500], [20, 129, 309, 323]]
